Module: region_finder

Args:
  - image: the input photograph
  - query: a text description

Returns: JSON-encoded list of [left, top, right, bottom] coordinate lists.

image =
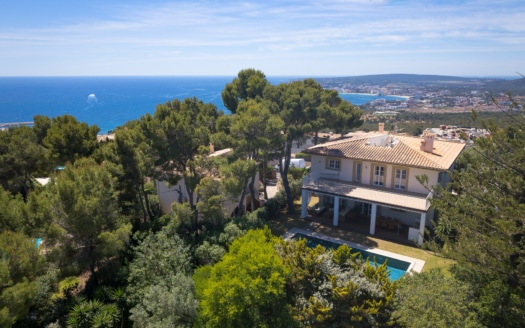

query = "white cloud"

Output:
[[0, 0, 524, 75]]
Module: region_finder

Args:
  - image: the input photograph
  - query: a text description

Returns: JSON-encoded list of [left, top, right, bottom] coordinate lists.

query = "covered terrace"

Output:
[[300, 174, 433, 245]]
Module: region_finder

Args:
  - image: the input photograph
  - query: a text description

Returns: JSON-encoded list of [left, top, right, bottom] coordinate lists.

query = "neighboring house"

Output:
[[300, 123, 465, 245], [156, 148, 260, 217]]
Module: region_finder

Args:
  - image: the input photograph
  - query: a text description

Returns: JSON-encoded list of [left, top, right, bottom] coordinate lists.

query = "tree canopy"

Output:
[[430, 110, 525, 326]]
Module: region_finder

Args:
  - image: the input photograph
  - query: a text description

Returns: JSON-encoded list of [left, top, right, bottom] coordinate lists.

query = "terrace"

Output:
[[302, 174, 432, 245]]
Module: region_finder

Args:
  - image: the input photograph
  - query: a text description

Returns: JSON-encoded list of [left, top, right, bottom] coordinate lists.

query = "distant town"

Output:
[[317, 74, 525, 114]]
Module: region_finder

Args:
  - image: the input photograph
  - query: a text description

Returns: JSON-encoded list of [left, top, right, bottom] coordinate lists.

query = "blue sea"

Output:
[[0, 76, 407, 134]]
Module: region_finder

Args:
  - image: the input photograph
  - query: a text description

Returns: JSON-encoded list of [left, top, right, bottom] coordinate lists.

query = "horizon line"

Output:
[[0, 74, 520, 80]]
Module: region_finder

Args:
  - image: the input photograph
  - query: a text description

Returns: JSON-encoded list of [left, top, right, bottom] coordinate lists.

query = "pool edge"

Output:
[[283, 227, 425, 274]]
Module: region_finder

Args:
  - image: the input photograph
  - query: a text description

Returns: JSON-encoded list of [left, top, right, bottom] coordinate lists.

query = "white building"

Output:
[[300, 123, 465, 245]]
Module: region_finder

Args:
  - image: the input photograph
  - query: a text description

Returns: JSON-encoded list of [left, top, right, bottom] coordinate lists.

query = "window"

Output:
[[373, 165, 385, 186], [394, 168, 407, 190], [327, 159, 340, 170], [355, 163, 362, 182]]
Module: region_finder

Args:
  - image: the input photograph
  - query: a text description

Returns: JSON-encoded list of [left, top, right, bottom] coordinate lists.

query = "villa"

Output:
[[300, 123, 465, 245]]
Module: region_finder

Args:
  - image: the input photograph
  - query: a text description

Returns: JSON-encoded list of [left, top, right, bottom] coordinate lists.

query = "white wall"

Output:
[[406, 167, 439, 194], [309, 155, 442, 196], [340, 158, 352, 181], [156, 179, 193, 214]]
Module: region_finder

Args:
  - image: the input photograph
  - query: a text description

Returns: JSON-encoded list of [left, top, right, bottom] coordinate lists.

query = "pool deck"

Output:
[[284, 227, 426, 273]]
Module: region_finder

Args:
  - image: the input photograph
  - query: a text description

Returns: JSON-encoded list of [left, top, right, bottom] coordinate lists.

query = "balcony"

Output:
[[302, 173, 432, 213]]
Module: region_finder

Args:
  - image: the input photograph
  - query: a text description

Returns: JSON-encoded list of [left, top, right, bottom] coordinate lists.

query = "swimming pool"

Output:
[[292, 233, 410, 280]]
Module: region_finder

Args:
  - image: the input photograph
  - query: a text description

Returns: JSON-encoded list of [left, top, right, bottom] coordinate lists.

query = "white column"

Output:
[[369, 203, 377, 235], [301, 190, 308, 219], [333, 196, 340, 226], [418, 212, 427, 246]]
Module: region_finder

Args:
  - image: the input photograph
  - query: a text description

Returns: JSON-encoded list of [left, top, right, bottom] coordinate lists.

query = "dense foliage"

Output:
[[428, 108, 525, 327], [1, 69, 524, 327]]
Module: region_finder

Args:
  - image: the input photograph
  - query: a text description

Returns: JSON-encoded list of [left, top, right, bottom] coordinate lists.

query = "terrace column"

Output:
[[301, 190, 308, 219], [370, 203, 377, 235], [333, 196, 340, 226], [418, 212, 427, 246]]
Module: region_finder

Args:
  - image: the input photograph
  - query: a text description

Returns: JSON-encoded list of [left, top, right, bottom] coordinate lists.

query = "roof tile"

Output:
[[305, 133, 465, 170]]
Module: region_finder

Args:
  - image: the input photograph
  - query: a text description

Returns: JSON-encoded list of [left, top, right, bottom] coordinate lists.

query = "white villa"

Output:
[[300, 123, 465, 245]]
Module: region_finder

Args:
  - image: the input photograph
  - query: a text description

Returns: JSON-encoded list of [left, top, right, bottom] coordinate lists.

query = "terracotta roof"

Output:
[[305, 132, 465, 170]]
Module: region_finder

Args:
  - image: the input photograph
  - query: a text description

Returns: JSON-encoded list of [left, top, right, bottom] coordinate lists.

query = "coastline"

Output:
[[339, 92, 411, 100]]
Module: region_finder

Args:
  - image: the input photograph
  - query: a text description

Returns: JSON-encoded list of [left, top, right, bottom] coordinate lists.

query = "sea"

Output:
[[0, 76, 407, 134]]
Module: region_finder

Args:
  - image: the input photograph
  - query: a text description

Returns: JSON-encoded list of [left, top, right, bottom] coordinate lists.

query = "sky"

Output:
[[1, 0, 524, 77]]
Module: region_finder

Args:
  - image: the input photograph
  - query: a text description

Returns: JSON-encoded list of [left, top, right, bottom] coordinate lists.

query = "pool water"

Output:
[[292, 233, 409, 281]]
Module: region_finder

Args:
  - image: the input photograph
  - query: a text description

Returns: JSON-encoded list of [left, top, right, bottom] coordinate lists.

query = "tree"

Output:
[[392, 269, 480, 328], [129, 273, 197, 328], [220, 158, 257, 217], [264, 78, 362, 213], [127, 226, 193, 303], [113, 126, 156, 222], [146, 98, 220, 230], [0, 188, 27, 233], [277, 238, 396, 327], [430, 110, 525, 327], [0, 126, 48, 196], [194, 228, 295, 328], [45, 158, 131, 283], [230, 99, 285, 204], [0, 230, 44, 327], [195, 176, 227, 228], [221, 68, 268, 114], [42, 114, 99, 165], [127, 226, 197, 327]]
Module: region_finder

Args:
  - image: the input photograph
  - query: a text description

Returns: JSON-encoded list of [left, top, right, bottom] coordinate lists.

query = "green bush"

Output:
[[288, 167, 307, 180]]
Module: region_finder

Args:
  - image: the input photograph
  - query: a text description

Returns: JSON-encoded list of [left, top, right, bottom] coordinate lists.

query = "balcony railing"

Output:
[[302, 173, 433, 212]]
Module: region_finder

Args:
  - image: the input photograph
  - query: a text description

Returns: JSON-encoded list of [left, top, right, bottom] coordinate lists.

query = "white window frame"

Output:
[[373, 165, 385, 186], [327, 158, 340, 170], [394, 168, 407, 190]]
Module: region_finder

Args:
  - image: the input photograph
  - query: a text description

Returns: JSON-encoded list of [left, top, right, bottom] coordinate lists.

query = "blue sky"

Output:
[[1, 0, 523, 77]]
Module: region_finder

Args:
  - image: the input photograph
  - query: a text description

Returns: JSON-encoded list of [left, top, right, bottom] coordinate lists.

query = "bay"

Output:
[[0, 76, 406, 133]]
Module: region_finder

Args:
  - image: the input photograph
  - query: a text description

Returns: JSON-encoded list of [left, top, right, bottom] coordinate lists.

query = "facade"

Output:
[[300, 124, 465, 245]]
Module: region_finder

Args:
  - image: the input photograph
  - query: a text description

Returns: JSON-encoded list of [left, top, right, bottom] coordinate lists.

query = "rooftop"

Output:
[[305, 132, 465, 170]]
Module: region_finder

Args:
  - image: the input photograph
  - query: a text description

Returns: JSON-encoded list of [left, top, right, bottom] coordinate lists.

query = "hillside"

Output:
[[315, 74, 482, 85]]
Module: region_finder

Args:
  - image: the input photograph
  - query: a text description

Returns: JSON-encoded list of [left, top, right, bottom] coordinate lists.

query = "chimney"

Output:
[[420, 131, 435, 153], [209, 143, 215, 153], [378, 122, 385, 133]]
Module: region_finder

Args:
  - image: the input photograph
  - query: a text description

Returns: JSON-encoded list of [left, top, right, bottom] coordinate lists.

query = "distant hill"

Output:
[[484, 77, 525, 95], [315, 74, 482, 84]]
